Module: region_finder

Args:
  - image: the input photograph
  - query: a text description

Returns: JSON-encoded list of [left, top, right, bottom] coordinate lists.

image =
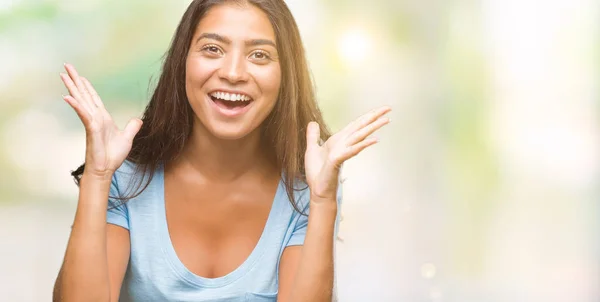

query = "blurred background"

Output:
[[0, 0, 598, 301]]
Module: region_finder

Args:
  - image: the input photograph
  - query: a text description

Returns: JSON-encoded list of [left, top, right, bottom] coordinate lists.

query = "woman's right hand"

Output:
[[60, 63, 143, 178]]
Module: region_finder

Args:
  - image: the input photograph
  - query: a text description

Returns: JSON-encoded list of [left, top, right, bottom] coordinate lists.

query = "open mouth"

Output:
[[209, 92, 253, 110]]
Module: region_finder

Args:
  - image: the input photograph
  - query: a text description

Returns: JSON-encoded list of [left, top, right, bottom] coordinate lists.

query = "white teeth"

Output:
[[210, 91, 251, 102]]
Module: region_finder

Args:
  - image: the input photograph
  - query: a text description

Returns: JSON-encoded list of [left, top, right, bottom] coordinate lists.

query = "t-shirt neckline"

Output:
[[156, 163, 284, 288]]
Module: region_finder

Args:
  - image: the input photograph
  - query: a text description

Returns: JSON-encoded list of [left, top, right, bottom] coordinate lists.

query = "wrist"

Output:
[[309, 196, 338, 211], [81, 170, 113, 183]]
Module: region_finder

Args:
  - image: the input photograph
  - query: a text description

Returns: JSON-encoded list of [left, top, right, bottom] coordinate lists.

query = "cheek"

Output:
[[255, 65, 281, 98], [186, 57, 214, 85]]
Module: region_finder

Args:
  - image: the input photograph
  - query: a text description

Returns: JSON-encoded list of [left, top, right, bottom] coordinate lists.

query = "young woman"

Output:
[[53, 0, 391, 301]]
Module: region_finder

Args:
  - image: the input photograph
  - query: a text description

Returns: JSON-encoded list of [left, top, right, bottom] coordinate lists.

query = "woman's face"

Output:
[[185, 3, 281, 140]]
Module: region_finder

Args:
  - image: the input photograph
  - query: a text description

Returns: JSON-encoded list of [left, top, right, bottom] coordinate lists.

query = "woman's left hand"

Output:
[[304, 106, 392, 202]]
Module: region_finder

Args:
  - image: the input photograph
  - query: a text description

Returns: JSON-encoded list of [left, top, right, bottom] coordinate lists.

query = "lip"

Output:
[[207, 88, 253, 100], [207, 93, 254, 118]]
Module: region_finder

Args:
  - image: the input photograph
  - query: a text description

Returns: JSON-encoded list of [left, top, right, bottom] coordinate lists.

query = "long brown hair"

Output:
[[71, 0, 331, 213]]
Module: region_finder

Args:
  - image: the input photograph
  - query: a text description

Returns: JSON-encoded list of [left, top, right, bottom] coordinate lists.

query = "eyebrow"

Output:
[[196, 32, 276, 48]]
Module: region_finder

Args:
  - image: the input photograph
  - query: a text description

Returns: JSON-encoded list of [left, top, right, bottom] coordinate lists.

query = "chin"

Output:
[[204, 120, 260, 141]]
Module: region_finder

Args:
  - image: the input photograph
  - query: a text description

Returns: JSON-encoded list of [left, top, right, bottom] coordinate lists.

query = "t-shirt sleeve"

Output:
[[285, 183, 343, 247], [106, 172, 130, 230]]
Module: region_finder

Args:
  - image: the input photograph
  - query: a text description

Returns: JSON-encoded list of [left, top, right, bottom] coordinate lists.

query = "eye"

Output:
[[201, 44, 223, 55], [250, 50, 271, 61]]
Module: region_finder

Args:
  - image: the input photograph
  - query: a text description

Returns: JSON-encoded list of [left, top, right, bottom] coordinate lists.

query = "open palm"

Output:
[[304, 106, 391, 200], [60, 63, 143, 176]]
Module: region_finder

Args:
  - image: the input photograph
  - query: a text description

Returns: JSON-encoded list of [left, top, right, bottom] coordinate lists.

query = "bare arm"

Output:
[[278, 201, 337, 302], [279, 106, 391, 301], [106, 224, 131, 301], [53, 174, 130, 302], [53, 63, 142, 302]]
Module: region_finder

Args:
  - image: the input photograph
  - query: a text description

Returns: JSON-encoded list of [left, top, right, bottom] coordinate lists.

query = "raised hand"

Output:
[[60, 63, 143, 177], [304, 106, 391, 201]]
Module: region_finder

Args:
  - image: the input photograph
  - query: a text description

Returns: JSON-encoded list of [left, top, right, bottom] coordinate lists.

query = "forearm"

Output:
[[289, 198, 337, 302], [54, 173, 112, 302]]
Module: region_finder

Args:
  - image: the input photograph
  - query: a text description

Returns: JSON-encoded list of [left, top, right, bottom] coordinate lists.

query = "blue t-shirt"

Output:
[[106, 160, 342, 301]]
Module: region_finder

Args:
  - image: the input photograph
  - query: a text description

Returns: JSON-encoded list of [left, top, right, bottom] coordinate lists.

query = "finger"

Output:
[[342, 137, 379, 161], [64, 63, 96, 112], [123, 118, 143, 142], [60, 72, 93, 114], [306, 121, 321, 148], [347, 106, 391, 133], [347, 116, 390, 145], [63, 95, 91, 125], [62, 64, 85, 101], [81, 77, 105, 109]]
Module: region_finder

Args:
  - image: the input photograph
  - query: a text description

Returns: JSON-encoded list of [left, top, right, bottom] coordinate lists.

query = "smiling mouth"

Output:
[[209, 91, 253, 110]]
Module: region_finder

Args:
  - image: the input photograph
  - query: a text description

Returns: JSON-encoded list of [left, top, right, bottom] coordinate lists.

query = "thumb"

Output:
[[123, 118, 143, 142], [306, 121, 320, 148]]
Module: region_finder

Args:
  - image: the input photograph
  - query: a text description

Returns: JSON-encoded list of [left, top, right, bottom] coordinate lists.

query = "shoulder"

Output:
[[280, 177, 343, 216], [109, 160, 164, 212], [114, 159, 138, 177], [289, 178, 311, 213], [111, 159, 158, 197], [110, 160, 138, 190]]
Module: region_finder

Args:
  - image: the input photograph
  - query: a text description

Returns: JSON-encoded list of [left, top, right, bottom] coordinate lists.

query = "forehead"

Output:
[[195, 4, 276, 42]]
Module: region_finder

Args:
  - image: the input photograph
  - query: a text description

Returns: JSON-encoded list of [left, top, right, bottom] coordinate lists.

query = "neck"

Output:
[[173, 121, 277, 183]]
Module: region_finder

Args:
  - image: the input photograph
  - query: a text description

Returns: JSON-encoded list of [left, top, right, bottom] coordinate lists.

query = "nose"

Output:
[[218, 52, 248, 84]]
